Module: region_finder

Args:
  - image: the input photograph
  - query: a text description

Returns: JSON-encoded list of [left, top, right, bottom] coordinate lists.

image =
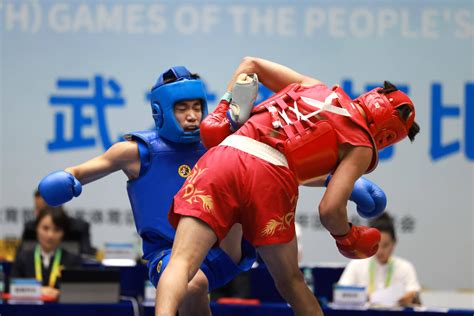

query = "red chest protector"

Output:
[[250, 84, 377, 184]]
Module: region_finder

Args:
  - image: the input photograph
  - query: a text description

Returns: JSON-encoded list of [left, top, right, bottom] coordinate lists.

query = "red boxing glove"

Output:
[[200, 99, 233, 149], [332, 224, 381, 259]]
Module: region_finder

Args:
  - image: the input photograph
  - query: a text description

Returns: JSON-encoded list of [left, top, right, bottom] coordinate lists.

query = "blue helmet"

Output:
[[150, 66, 208, 143]]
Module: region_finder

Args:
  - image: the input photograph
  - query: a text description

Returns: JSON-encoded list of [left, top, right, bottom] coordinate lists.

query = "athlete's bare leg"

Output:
[[178, 269, 211, 316], [155, 216, 217, 316], [219, 223, 243, 264], [257, 238, 324, 316]]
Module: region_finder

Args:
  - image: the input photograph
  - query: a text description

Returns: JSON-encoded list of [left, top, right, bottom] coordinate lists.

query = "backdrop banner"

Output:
[[1, 0, 472, 289]]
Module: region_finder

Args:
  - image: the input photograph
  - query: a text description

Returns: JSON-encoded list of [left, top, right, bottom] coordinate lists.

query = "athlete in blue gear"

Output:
[[38, 66, 256, 316]]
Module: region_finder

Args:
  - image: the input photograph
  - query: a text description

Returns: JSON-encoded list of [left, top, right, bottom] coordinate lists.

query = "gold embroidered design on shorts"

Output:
[[261, 195, 297, 237], [182, 164, 214, 213]]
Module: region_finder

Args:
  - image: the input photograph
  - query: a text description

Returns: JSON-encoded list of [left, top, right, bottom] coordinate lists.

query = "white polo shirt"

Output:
[[338, 256, 421, 294]]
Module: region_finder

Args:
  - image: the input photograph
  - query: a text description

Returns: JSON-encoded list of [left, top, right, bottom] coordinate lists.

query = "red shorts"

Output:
[[169, 145, 299, 246]]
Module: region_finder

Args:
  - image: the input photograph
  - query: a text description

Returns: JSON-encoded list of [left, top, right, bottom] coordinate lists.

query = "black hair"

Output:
[[162, 69, 200, 85], [408, 122, 420, 142], [377, 81, 398, 94], [34, 189, 41, 197], [378, 81, 420, 142], [35, 206, 70, 234], [369, 212, 396, 242]]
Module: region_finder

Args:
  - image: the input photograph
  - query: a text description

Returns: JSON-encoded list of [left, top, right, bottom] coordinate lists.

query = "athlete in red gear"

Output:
[[157, 57, 420, 316]]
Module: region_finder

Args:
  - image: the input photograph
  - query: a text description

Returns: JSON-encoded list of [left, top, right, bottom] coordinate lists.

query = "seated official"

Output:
[[11, 206, 82, 300], [19, 190, 96, 256], [338, 213, 421, 306]]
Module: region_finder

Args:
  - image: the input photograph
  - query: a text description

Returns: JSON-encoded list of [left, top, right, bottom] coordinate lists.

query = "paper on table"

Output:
[[370, 284, 404, 307]]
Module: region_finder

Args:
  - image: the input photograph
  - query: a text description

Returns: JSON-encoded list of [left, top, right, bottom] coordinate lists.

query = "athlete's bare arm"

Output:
[[302, 175, 330, 187], [65, 141, 141, 184], [226, 57, 323, 93], [318, 146, 372, 235]]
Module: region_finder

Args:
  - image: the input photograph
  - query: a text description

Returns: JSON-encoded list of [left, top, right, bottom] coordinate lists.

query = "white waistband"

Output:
[[220, 135, 288, 167]]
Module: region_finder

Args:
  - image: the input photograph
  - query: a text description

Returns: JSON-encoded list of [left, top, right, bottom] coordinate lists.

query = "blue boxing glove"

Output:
[[325, 175, 387, 219], [38, 171, 82, 206], [350, 177, 387, 218]]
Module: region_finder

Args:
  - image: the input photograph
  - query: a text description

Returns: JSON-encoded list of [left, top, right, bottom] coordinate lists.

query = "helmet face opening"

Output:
[[356, 87, 415, 150], [150, 67, 208, 143]]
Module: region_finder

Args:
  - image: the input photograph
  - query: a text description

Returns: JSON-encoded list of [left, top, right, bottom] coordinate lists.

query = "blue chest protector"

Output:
[[126, 130, 206, 260]]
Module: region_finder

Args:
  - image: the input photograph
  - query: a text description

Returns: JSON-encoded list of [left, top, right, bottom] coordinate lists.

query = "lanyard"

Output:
[[368, 258, 394, 294], [34, 245, 62, 287]]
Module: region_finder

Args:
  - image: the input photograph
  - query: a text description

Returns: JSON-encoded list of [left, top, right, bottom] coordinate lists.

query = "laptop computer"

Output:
[[59, 268, 121, 303]]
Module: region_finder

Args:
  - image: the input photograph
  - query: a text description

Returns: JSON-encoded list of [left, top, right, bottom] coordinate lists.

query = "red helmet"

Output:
[[355, 87, 415, 149]]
